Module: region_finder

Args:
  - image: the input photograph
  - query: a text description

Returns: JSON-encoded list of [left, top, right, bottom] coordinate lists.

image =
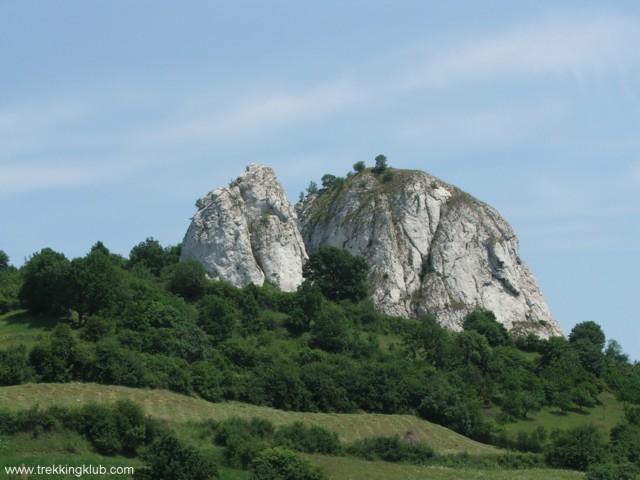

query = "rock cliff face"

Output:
[[296, 169, 563, 339], [180, 164, 563, 338], [180, 164, 307, 292]]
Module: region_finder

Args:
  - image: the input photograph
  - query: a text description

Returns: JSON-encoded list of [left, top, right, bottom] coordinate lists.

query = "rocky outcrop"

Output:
[[180, 164, 563, 338], [180, 164, 307, 292], [296, 169, 563, 339]]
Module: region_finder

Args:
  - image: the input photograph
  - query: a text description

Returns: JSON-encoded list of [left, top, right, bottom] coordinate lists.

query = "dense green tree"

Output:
[[586, 462, 639, 480], [569, 321, 606, 351], [417, 373, 493, 441], [605, 339, 630, 364], [310, 302, 350, 353], [300, 359, 356, 412], [65, 251, 126, 325], [29, 324, 79, 382], [167, 261, 208, 300], [453, 331, 492, 372], [197, 294, 237, 343], [0, 345, 31, 385], [249, 447, 327, 480], [545, 424, 606, 471], [286, 281, 324, 332], [128, 237, 177, 276], [320, 174, 337, 190], [463, 310, 511, 347], [0, 250, 9, 270], [135, 432, 218, 480], [353, 161, 366, 173], [401, 315, 451, 368], [303, 246, 368, 302], [0, 262, 20, 313], [568, 321, 607, 377], [372, 154, 388, 173], [19, 248, 70, 315]]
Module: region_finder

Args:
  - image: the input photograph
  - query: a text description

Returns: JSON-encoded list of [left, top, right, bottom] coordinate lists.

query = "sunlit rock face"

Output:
[[182, 164, 563, 339], [180, 164, 307, 292], [296, 169, 563, 339]]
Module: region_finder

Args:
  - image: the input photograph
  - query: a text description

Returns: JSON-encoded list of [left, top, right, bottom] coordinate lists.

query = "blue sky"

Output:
[[1, 1, 639, 360]]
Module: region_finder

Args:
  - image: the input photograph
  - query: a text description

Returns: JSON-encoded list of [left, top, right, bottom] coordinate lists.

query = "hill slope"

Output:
[[0, 383, 500, 455]]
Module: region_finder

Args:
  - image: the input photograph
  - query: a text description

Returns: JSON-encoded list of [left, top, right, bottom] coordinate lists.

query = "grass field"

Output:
[[0, 310, 55, 350], [305, 454, 585, 480], [0, 430, 140, 479], [492, 391, 625, 440], [0, 383, 500, 455]]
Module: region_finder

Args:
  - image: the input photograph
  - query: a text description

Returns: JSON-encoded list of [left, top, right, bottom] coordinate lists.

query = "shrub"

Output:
[[545, 425, 605, 471], [249, 447, 328, 480], [586, 462, 639, 480], [135, 432, 217, 480], [275, 421, 341, 455], [346, 435, 434, 464]]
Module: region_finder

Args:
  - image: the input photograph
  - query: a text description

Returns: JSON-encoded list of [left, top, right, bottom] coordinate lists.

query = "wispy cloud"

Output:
[[0, 161, 121, 195], [409, 14, 640, 88]]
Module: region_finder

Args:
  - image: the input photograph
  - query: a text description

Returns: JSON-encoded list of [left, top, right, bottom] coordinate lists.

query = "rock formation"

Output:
[[180, 164, 307, 292], [180, 164, 563, 338], [296, 169, 563, 339]]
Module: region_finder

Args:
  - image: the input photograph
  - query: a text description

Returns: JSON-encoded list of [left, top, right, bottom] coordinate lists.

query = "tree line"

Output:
[[1, 239, 639, 479]]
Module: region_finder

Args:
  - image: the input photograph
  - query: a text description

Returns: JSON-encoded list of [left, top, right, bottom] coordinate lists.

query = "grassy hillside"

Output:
[[0, 431, 140, 480], [0, 310, 53, 350], [490, 391, 625, 441], [0, 383, 499, 455], [306, 454, 585, 480]]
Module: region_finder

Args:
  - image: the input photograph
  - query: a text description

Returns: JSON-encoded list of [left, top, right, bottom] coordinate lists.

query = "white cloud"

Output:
[[408, 14, 640, 88], [133, 80, 364, 148], [0, 161, 120, 195]]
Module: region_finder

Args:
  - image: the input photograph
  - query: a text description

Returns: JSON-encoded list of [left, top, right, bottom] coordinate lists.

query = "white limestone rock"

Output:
[[296, 169, 563, 339], [180, 164, 307, 292]]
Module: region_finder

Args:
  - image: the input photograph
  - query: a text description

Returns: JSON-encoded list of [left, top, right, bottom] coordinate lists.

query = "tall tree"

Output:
[[372, 154, 388, 173], [19, 248, 70, 315], [65, 250, 125, 325], [0, 250, 9, 270], [302, 246, 368, 302]]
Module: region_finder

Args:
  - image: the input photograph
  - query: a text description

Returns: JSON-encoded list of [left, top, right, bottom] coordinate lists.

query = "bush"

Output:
[[586, 462, 639, 480], [249, 447, 327, 480], [135, 432, 217, 480], [545, 425, 605, 471], [214, 417, 274, 469], [346, 436, 435, 464], [0, 345, 31, 385], [275, 421, 341, 455]]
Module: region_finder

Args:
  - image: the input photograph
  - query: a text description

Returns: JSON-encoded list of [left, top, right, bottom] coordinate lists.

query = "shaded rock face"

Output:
[[296, 169, 563, 339], [180, 164, 307, 292]]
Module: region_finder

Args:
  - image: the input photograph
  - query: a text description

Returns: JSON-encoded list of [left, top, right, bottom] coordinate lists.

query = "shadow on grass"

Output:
[[2, 311, 57, 331]]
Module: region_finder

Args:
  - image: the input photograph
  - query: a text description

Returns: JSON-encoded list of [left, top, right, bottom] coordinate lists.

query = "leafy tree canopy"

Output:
[[463, 309, 511, 347], [0, 250, 9, 270], [19, 248, 70, 315], [569, 321, 606, 351], [302, 246, 368, 303], [372, 154, 388, 174], [353, 161, 366, 173]]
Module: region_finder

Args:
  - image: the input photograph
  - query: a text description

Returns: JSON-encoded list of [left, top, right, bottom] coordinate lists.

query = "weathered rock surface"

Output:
[[296, 169, 563, 338], [180, 164, 307, 292], [181, 164, 563, 338]]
